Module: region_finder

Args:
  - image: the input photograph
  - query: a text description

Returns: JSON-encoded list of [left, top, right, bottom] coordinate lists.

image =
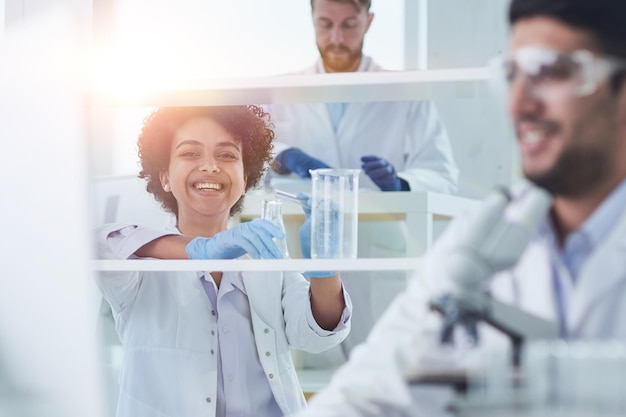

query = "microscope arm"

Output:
[[429, 185, 554, 349], [485, 297, 559, 343], [484, 297, 559, 366]]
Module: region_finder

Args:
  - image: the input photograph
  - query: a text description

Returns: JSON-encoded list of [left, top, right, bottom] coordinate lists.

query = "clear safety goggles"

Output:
[[489, 46, 626, 100]]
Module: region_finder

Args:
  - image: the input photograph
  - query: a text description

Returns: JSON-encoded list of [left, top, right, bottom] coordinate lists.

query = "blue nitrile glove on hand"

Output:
[[360, 155, 410, 191], [186, 219, 285, 260], [274, 148, 331, 178], [296, 192, 336, 278]]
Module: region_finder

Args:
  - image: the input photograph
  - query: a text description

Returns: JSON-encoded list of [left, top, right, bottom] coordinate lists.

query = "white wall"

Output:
[[3, 0, 92, 34], [425, 0, 518, 197], [99, 0, 405, 83], [0, 0, 4, 40], [426, 0, 509, 69], [1, 4, 105, 416]]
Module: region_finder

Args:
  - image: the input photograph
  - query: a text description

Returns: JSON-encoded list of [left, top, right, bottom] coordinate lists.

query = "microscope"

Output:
[[409, 185, 559, 395]]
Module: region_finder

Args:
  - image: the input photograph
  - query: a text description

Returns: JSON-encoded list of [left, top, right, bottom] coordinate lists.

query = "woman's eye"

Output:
[[181, 151, 199, 158], [219, 153, 237, 160]]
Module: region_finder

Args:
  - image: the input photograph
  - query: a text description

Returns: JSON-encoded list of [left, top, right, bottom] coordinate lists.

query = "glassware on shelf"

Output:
[[261, 198, 289, 258], [309, 168, 360, 259]]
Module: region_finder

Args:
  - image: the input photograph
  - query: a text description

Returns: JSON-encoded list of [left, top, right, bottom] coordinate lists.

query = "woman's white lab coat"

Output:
[[296, 195, 626, 417], [95, 224, 351, 417]]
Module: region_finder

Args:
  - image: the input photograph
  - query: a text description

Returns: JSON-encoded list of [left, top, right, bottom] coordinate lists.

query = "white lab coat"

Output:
[[266, 56, 459, 193], [296, 191, 626, 417], [263, 57, 459, 365], [94, 224, 351, 417]]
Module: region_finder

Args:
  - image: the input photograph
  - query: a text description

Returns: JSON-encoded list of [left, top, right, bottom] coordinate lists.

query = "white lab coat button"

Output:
[[206, 397, 211, 403], [211, 330, 215, 336], [264, 328, 269, 334], [265, 351, 271, 357], [210, 349, 215, 355], [268, 373, 274, 379], [211, 310, 216, 316]]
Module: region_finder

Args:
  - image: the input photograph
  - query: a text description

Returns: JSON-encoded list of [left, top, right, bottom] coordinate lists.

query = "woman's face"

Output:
[[160, 117, 246, 228]]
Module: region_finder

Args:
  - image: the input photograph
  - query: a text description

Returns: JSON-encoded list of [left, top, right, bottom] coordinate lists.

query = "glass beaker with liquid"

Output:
[[309, 168, 360, 259], [261, 198, 289, 258]]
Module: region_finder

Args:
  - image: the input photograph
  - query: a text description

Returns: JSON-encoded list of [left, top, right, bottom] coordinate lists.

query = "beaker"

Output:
[[309, 168, 360, 259], [261, 198, 289, 258]]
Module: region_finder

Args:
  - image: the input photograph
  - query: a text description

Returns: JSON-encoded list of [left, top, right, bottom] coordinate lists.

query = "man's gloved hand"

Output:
[[360, 155, 409, 191], [185, 219, 285, 260], [273, 148, 331, 178], [296, 192, 336, 278]]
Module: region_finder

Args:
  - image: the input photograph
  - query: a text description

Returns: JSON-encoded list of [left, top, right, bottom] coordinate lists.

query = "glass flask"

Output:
[[261, 198, 289, 258], [309, 168, 360, 259]]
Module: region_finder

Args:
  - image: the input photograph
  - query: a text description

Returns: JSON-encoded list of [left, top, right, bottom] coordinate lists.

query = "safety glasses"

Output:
[[489, 46, 626, 100]]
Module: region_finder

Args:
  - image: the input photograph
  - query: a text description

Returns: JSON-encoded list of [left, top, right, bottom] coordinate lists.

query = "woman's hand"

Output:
[[185, 219, 285, 259]]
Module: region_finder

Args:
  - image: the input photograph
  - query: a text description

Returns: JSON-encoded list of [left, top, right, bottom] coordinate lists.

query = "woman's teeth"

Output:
[[195, 183, 222, 190]]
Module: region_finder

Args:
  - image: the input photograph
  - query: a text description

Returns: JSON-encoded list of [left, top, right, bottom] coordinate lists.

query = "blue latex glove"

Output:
[[186, 219, 285, 260], [296, 192, 336, 278], [274, 148, 331, 178], [360, 155, 410, 191]]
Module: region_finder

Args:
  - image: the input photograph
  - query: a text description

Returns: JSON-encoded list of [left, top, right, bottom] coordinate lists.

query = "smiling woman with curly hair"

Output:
[[94, 104, 352, 417], [137, 105, 275, 218]]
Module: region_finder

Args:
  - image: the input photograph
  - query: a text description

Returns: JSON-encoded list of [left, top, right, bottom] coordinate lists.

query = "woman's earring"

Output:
[[163, 183, 171, 192]]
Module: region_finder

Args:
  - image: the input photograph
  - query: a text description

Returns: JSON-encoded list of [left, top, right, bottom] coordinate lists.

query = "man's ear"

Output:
[[159, 171, 170, 192]]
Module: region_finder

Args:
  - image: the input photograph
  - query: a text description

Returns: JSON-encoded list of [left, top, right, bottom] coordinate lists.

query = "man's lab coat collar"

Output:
[[537, 177, 626, 333], [569, 202, 626, 331]]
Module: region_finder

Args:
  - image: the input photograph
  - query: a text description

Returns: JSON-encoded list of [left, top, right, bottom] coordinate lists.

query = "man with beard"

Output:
[[294, 0, 626, 415], [268, 0, 458, 194], [264, 0, 459, 368]]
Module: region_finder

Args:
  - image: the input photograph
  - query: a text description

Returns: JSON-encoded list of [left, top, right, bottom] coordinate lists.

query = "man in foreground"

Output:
[[296, 0, 626, 414]]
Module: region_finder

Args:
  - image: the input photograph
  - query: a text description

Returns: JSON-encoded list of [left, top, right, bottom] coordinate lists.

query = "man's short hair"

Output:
[[509, 0, 626, 59], [311, 0, 371, 13]]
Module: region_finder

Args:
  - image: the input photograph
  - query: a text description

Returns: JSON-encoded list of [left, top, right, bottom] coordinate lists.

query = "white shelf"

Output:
[[91, 67, 489, 106], [93, 257, 423, 272]]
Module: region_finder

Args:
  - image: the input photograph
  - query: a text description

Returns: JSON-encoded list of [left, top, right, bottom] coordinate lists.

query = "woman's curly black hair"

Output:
[[137, 105, 275, 217]]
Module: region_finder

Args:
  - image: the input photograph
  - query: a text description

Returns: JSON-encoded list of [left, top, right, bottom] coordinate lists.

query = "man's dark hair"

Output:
[[509, 0, 626, 91]]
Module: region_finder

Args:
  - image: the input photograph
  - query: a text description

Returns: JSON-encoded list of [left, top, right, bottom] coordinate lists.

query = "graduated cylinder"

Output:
[[309, 168, 360, 259]]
